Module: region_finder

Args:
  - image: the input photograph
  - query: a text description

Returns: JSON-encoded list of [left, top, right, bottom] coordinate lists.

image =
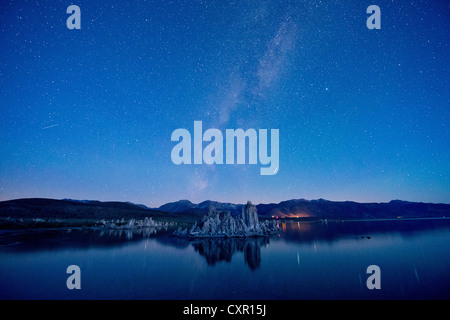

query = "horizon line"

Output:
[[1, 196, 450, 207]]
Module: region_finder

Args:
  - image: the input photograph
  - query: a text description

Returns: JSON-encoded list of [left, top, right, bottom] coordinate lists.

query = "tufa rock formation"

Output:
[[173, 201, 279, 238]]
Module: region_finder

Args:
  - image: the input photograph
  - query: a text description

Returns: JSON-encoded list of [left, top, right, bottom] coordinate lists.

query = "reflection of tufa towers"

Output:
[[241, 201, 258, 231], [191, 237, 267, 270]]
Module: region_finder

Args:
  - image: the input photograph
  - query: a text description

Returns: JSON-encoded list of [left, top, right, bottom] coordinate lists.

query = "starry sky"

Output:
[[0, 0, 449, 207]]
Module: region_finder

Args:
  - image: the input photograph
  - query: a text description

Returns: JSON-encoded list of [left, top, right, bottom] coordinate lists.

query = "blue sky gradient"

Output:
[[1, 0, 449, 207]]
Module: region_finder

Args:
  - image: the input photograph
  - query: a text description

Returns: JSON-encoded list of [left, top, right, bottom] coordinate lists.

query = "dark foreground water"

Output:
[[1, 218, 450, 299]]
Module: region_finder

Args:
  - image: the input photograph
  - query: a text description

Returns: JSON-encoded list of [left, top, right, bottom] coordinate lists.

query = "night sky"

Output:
[[1, 0, 449, 207]]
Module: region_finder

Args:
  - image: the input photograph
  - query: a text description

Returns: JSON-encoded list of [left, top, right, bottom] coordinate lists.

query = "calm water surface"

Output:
[[1, 219, 450, 299]]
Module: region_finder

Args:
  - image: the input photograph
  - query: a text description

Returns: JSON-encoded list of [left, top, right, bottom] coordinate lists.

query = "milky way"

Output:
[[1, 0, 449, 206]]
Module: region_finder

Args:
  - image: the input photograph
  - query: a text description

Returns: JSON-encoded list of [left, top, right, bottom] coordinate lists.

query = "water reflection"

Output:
[[98, 227, 158, 240], [0, 227, 176, 251], [282, 218, 450, 244], [191, 237, 269, 270], [2, 219, 450, 299], [2, 218, 450, 269]]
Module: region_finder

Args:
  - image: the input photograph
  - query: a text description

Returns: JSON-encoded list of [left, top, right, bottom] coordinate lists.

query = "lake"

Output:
[[1, 218, 450, 299]]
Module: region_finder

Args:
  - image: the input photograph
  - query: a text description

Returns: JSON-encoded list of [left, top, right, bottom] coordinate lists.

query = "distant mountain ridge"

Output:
[[0, 198, 167, 220], [158, 198, 450, 220], [0, 198, 449, 220], [255, 198, 450, 219]]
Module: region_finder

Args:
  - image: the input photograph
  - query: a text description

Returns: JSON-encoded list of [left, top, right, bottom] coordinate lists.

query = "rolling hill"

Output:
[[1, 198, 449, 221]]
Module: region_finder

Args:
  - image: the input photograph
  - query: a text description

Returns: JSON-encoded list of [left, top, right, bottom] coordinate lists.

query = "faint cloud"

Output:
[[256, 20, 297, 94], [218, 75, 246, 125], [214, 19, 297, 126], [193, 169, 208, 192]]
